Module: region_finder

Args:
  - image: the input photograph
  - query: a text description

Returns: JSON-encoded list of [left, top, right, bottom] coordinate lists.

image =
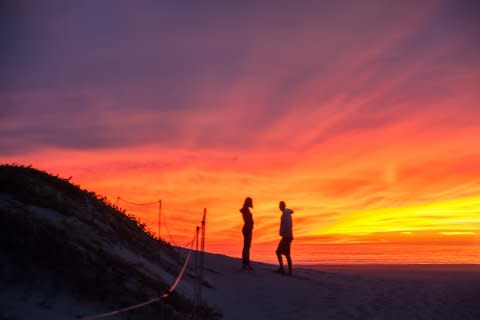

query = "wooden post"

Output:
[[158, 200, 162, 239], [199, 208, 206, 306], [193, 226, 200, 320]]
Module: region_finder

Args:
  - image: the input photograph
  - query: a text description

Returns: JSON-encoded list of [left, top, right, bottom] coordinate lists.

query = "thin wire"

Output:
[[79, 231, 197, 320], [118, 197, 158, 206], [161, 209, 198, 248], [79, 297, 162, 320], [161, 234, 196, 298], [182, 236, 196, 248], [162, 209, 181, 247], [117, 197, 192, 247]]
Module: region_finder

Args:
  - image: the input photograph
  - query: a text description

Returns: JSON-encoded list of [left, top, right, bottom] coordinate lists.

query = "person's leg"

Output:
[[275, 239, 284, 272], [276, 250, 283, 270], [286, 239, 293, 275], [242, 228, 248, 268], [286, 254, 292, 275], [245, 229, 252, 266]]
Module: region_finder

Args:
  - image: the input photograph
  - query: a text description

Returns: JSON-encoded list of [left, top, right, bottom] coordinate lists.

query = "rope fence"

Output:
[[120, 197, 208, 317], [79, 228, 199, 320], [116, 196, 194, 249], [117, 196, 158, 206]]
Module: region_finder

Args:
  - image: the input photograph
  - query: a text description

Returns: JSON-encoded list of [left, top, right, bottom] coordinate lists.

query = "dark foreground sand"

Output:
[[203, 254, 480, 320]]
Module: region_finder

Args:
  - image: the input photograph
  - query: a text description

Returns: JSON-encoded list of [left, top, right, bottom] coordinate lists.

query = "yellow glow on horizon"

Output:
[[322, 196, 480, 236], [441, 232, 477, 236]]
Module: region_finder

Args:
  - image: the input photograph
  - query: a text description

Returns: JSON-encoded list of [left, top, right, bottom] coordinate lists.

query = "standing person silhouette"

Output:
[[240, 197, 254, 270], [275, 201, 294, 276]]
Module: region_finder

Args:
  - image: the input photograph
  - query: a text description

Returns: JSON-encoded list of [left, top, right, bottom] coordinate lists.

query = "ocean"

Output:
[[210, 242, 480, 265]]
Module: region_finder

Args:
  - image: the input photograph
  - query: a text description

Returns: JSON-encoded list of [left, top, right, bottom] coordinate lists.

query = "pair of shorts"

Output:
[[276, 237, 292, 256]]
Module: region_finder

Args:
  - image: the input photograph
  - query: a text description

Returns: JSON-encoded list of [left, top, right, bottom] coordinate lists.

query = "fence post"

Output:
[[199, 208, 206, 307], [158, 200, 162, 239], [193, 226, 200, 320]]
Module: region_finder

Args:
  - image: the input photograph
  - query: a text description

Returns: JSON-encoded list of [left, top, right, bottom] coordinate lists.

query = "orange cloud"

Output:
[[2, 0, 480, 263]]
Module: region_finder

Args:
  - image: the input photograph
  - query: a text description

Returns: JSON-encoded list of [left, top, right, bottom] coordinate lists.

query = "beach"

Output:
[[203, 254, 480, 320]]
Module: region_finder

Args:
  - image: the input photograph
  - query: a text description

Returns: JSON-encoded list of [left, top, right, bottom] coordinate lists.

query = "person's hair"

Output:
[[279, 201, 286, 208], [243, 197, 253, 208]]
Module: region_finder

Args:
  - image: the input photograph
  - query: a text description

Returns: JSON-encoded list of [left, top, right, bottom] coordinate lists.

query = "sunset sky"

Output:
[[1, 1, 479, 263]]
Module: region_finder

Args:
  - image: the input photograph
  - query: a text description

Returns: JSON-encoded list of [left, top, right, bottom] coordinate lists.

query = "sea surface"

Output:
[[210, 243, 480, 265], [291, 243, 480, 264]]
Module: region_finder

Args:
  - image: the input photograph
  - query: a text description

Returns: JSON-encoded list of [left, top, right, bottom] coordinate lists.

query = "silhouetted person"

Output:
[[240, 197, 254, 270], [275, 201, 293, 276]]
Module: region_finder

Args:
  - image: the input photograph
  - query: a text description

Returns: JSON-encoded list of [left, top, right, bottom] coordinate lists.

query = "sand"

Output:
[[202, 254, 480, 320]]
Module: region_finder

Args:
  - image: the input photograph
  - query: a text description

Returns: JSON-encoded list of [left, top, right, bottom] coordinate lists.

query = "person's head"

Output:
[[279, 201, 286, 211], [243, 197, 253, 209]]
